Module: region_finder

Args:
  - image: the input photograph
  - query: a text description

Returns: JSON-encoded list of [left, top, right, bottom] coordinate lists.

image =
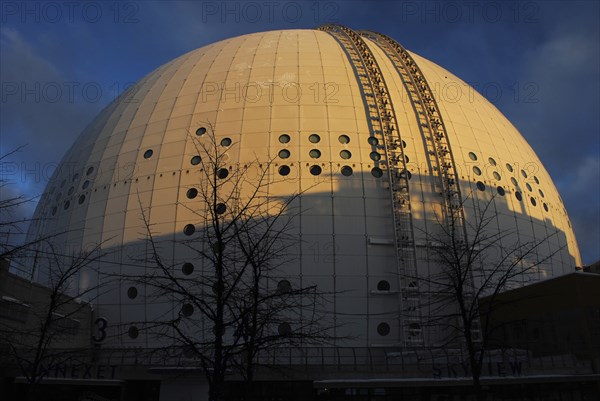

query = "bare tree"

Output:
[[125, 126, 333, 401], [415, 192, 563, 400], [0, 241, 107, 401]]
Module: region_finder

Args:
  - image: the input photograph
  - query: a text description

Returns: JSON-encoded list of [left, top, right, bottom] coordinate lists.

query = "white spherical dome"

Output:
[[25, 28, 580, 346]]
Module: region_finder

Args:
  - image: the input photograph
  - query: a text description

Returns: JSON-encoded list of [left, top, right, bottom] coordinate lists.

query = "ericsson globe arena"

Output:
[[24, 25, 580, 354]]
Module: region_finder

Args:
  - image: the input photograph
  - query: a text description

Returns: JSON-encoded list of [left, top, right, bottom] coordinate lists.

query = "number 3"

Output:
[[93, 317, 107, 342]]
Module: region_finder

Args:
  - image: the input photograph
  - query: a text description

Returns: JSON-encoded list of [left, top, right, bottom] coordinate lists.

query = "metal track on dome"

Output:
[[318, 24, 423, 346], [360, 30, 480, 341]]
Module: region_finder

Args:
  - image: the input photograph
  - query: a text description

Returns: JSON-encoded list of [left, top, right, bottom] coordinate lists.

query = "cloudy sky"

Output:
[[1, 0, 598, 263]]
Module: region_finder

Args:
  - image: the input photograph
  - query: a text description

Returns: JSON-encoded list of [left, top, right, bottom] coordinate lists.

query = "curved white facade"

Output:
[[25, 28, 580, 348]]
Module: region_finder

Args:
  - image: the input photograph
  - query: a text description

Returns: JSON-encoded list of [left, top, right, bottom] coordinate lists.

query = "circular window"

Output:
[[340, 150, 352, 159], [215, 203, 227, 215], [408, 323, 421, 336], [530, 197, 537, 206], [183, 224, 195, 236], [476, 181, 486, 191], [181, 304, 194, 317], [82, 180, 90, 190], [488, 157, 497, 166], [534, 176, 540, 184], [368, 137, 379, 146], [63, 201, 70, 210], [371, 167, 383, 178], [309, 165, 322, 176], [309, 149, 321, 159], [543, 203, 548, 212], [468, 152, 478, 161], [278, 322, 292, 335], [68, 186, 75, 196], [539, 189, 545, 198], [370, 152, 381, 161], [277, 280, 292, 294], [216, 168, 229, 179], [473, 166, 482, 176], [196, 127, 207, 136], [308, 134, 320, 143], [86, 166, 94, 176], [493, 171, 501, 180], [521, 169, 528, 178], [515, 191, 523, 201], [402, 140, 407, 148], [377, 322, 390, 336], [338, 135, 350, 144], [526, 183, 532, 192], [511, 177, 518, 186], [51, 207, 57, 216], [279, 134, 290, 143], [128, 326, 139, 339], [182, 262, 194, 275], [400, 169, 412, 180], [186, 188, 198, 199], [341, 166, 353, 176], [127, 286, 138, 299], [278, 165, 290, 176], [506, 163, 514, 172], [143, 149, 153, 159], [78, 195, 86, 205], [220, 137, 232, 147], [190, 156, 202, 165], [497, 186, 505, 196], [278, 149, 290, 159], [377, 280, 390, 291]]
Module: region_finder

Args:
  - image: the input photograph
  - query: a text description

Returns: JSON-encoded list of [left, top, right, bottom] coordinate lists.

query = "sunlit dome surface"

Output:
[[25, 27, 580, 346]]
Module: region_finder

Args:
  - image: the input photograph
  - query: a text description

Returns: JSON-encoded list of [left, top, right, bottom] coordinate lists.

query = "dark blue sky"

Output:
[[1, 1, 598, 264]]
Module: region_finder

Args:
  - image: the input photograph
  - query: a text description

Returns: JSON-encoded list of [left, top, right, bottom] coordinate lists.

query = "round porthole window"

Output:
[[196, 127, 207, 136], [473, 166, 482, 176], [186, 188, 198, 199], [309, 149, 321, 159], [63, 201, 70, 210], [127, 286, 138, 299], [308, 134, 320, 143], [488, 157, 497, 166], [543, 203, 548, 212], [506, 163, 514, 172], [78, 195, 86, 205], [534, 176, 540, 184], [143, 149, 153, 159], [190, 156, 202, 165], [279, 134, 290, 143], [86, 166, 94, 176], [368, 137, 379, 146], [278, 322, 292, 335], [340, 150, 352, 160], [493, 171, 501, 180], [278, 149, 290, 159], [183, 224, 196, 236], [216, 168, 229, 179], [82, 180, 90, 190], [468, 152, 478, 161], [521, 169, 528, 178], [539, 189, 545, 198], [220, 137, 232, 147], [182, 262, 194, 275], [371, 167, 383, 178], [215, 203, 227, 215], [278, 165, 290, 176], [526, 183, 532, 192], [338, 135, 350, 144], [277, 280, 292, 294], [511, 177, 518, 186], [377, 322, 390, 336], [128, 326, 139, 339], [515, 191, 523, 201], [530, 197, 537, 206], [309, 165, 322, 176], [377, 280, 390, 291], [370, 152, 381, 161], [497, 186, 505, 196], [476, 181, 486, 191], [181, 304, 194, 317], [341, 166, 353, 176]]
